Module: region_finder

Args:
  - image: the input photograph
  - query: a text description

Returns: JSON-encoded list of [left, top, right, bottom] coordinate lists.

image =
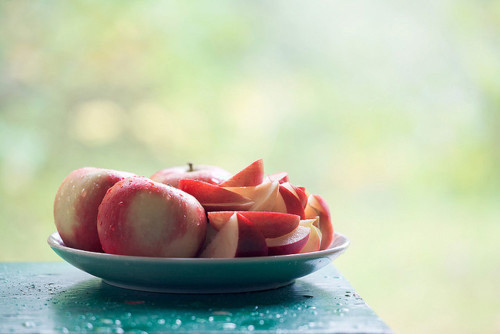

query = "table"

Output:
[[0, 262, 392, 333]]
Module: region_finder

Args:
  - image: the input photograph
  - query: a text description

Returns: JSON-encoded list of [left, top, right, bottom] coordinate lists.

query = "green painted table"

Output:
[[0, 262, 391, 333]]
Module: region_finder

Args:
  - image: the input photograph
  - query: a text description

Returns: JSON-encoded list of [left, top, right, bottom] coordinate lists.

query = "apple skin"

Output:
[[151, 163, 231, 188], [266, 225, 310, 256], [200, 213, 268, 258], [53, 167, 136, 252], [304, 194, 334, 250], [207, 211, 300, 238], [97, 177, 207, 257], [278, 185, 306, 219], [220, 159, 264, 187], [178, 179, 254, 211]]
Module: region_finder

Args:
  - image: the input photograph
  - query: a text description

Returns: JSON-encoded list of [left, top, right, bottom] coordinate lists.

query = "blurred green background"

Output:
[[1, 1, 499, 333]]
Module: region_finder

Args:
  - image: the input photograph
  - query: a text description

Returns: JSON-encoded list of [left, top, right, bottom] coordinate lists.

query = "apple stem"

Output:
[[188, 162, 194, 172]]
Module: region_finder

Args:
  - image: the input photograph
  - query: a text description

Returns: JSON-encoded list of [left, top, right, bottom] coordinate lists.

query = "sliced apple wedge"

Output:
[[268, 172, 289, 184], [280, 182, 308, 209], [271, 191, 287, 213], [266, 225, 310, 256], [198, 223, 219, 256], [178, 179, 254, 211], [220, 159, 264, 187], [304, 194, 334, 250], [294, 186, 308, 209], [207, 211, 300, 238], [223, 180, 279, 211], [200, 213, 268, 258], [299, 218, 322, 253], [279, 184, 306, 219]]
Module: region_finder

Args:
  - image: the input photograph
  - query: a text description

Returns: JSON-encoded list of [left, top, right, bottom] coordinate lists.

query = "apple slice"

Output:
[[268, 172, 289, 184], [266, 226, 310, 256], [299, 218, 322, 253], [279, 185, 306, 219], [178, 179, 254, 211], [223, 180, 279, 211], [199, 213, 268, 258], [198, 223, 219, 256], [219, 159, 264, 187], [280, 182, 308, 209], [207, 211, 300, 238], [271, 191, 287, 213], [294, 186, 308, 208], [304, 194, 334, 250]]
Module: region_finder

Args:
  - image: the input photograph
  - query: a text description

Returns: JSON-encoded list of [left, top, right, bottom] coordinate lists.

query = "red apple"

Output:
[[304, 194, 334, 250], [220, 159, 264, 187], [299, 218, 322, 253], [199, 213, 268, 258], [207, 211, 300, 238], [178, 179, 254, 211], [151, 163, 231, 188], [97, 177, 207, 257], [53, 167, 136, 252], [266, 225, 310, 256]]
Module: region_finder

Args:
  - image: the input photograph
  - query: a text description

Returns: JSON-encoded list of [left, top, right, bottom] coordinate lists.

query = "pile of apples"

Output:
[[53, 159, 333, 258]]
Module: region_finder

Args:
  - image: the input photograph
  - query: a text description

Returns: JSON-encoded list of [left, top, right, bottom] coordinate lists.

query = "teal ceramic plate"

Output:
[[48, 232, 349, 293]]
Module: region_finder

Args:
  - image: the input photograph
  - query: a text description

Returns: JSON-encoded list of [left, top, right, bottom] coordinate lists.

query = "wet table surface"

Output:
[[0, 262, 392, 333]]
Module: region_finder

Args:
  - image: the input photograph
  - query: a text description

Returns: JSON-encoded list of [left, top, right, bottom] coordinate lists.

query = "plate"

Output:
[[48, 232, 349, 293]]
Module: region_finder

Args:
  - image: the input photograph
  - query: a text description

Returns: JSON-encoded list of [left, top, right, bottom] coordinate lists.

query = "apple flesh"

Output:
[[299, 218, 322, 253], [304, 194, 334, 250], [178, 179, 254, 211], [53, 167, 136, 252], [223, 180, 279, 211], [207, 211, 300, 238], [200, 213, 268, 258], [268, 172, 289, 184], [151, 163, 231, 188], [266, 226, 310, 256], [220, 159, 264, 187], [97, 177, 207, 257]]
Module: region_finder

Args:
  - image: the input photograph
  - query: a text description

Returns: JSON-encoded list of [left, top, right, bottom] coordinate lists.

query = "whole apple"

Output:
[[151, 163, 231, 188], [53, 167, 136, 252], [97, 176, 207, 257]]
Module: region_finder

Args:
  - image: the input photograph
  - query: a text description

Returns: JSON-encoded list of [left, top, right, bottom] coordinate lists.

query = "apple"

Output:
[[299, 218, 322, 253], [294, 186, 308, 208], [199, 223, 219, 256], [53, 167, 136, 252], [266, 225, 310, 256], [268, 172, 289, 184], [97, 176, 207, 257], [178, 179, 254, 211], [278, 184, 306, 219], [304, 194, 334, 250], [220, 159, 264, 187], [207, 211, 300, 238], [199, 213, 268, 258], [151, 163, 231, 188], [223, 180, 279, 211]]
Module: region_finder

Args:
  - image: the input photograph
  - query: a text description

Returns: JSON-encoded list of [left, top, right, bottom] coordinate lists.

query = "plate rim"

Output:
[[48, 231, 349, 264]]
